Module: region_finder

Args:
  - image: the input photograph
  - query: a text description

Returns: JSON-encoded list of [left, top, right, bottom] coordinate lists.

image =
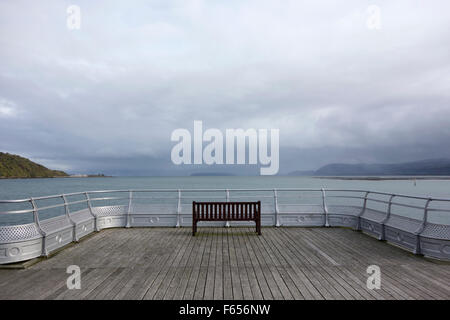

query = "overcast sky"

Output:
[[1, 0, 450, 175]]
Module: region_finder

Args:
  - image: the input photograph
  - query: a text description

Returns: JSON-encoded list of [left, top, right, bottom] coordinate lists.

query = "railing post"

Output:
[[257, 200, 262, 235], [126, 191, 133, 228], [225, 189, 230, 228], [414, 198, 432, 255], [176, 189, 182, 228], [85, 192, 99, 232], [31, 197, 48, 257], [321, 188, 329, 227], [62, 194, 78, 241], [357, 191, 370, 231], [274, 189, 280, 227], [379, 194, 395, 241]]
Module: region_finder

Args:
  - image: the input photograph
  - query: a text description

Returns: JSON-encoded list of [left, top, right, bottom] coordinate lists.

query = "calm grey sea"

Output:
[[1, 176, 450, 200]]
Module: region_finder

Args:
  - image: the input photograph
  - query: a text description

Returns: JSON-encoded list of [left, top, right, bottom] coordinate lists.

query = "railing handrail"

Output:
[[2, 188, 450, 218], [2, 187, 450, 200]]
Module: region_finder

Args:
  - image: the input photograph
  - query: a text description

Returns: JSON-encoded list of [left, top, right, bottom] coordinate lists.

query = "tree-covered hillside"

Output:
[[0, 152, 68, 178]]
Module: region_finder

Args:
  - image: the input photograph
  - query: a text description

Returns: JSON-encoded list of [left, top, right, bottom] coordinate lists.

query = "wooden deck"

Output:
[[0, 227, 449, 300]]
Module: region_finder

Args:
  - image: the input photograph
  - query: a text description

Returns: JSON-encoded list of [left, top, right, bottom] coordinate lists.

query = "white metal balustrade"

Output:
[[0, 188, 449, 264]]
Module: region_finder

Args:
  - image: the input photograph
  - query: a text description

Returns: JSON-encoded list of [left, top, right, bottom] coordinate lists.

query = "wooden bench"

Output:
[[192, 201, 261, 236]]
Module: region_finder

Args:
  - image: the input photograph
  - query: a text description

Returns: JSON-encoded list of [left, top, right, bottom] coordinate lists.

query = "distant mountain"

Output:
[[0, 152, 68, 178], [314, 158, 450, 176]]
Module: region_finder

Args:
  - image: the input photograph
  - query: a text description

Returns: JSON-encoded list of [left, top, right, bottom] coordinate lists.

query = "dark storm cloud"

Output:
[[1, 0, 450, 175]]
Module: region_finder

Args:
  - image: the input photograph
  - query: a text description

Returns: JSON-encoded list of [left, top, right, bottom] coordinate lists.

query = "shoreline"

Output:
[[313, 176, 450, 181], [0, 175, 112, 180], [2, 175, 450, 181]]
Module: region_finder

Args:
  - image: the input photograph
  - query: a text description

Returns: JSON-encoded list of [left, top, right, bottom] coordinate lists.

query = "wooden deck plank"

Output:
[[163, 229, 197, 300], [141, 229, 188, 299], [248, 232, 283, 299], [22, 268, 76, 300], [101, 268, 139, 300], [311, 228, 434, 299], [86, 267, 127, 299], [112, 267, 151, 300], [151, 229, 196, 300], [2, 269, 50, 299], [183, 228, 209, 299], [43, 268, 96, 300], [296, 230, 386, 299], [172, 231, 203, 300], [192, 229, 213, 300], [204, 227, 218, 300], [297, 229, 372, 300], [263, 228, 322, 299], [213, 227, 224, 300], [276, 229, 340, 299], [0, 227, 448, 300], [227, 228, 244, 300], [231, 228, 254, 300], [242, 228, 273, 300], [237, 229, 263, 300], [222, 228, 233, 299], [121, 228, 183, 299], [307, 228, 417, 300], [257, 229, 297, 300], [108, 228, 166, 299], [300, 228, 398, 300], [383, 265, 446, 300], [104, 228, 167, 299], [59, 267, 118, 300], [401, 265, 450, 295]]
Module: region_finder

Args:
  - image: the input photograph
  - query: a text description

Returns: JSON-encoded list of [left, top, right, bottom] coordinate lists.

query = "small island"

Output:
[[69, 174, 110, 178]]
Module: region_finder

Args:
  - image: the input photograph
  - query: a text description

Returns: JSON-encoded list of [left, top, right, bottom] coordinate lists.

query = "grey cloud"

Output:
[[1, 0, 450, 175]]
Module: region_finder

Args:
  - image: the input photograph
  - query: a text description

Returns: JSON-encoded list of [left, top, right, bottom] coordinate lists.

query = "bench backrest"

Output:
[[193, 201, 261, 221]]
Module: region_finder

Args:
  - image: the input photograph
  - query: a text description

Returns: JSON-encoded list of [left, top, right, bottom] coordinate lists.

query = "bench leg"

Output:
[[192, 221, 197, 236], [256, 220, 261, 235]]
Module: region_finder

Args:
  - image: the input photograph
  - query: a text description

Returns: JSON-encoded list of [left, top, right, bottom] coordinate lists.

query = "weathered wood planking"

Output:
[[0, 227, 448, 300]]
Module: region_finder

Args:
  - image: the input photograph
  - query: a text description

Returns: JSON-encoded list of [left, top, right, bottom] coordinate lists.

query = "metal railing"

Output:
[[1, 188, 450, 226], [0, 188, 449, 263]]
